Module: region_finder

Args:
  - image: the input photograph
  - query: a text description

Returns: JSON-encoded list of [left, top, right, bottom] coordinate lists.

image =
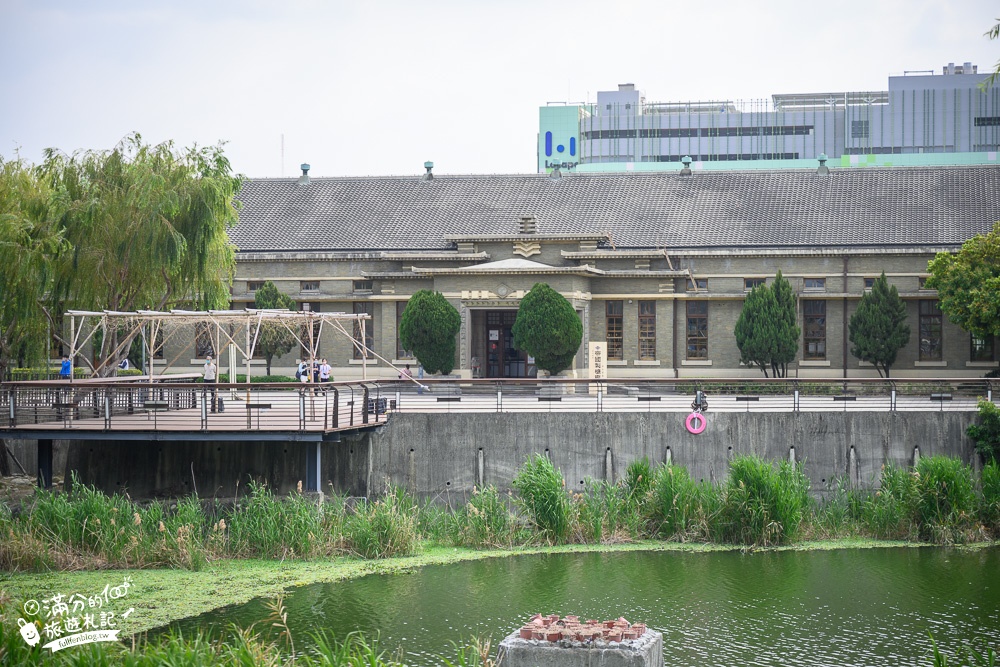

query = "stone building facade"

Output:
[[218, 163, 1000, 380]]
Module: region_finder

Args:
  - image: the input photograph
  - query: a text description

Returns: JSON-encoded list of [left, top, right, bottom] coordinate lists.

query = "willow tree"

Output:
[[41, 134, 242, 374], [0, 158, 66, 378]]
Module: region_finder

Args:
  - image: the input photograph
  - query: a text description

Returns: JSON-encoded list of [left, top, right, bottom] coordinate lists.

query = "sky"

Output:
[[2, 0, 999, 178]]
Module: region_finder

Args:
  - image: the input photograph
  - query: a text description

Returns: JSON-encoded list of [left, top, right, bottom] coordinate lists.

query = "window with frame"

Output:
[[803, 300, 826, 360], [971, 334, 995, 362], [864, 277, 876, 290], [803, 277, 826, 291], [247, 281, 265, 292], [744, 278, 765, 291], [195, 323, 214, 358], [690, 278, 708, 292], [606, 301, 623, 361], [396, 301, 413, 359], [686, 301, 708, 359], [300, 280, 320, 292], [918, 277, 931, 290], [353, 302, 374, 359], [353, 279, 373, 293], [851, 119, 870, 139], [919, 300, 943, 361], [638, 301, 656, 360]]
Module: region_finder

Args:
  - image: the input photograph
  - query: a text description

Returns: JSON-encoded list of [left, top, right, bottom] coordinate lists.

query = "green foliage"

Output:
[[226, 481, 330, 558], [967, 399, 1000, 464], [253, 280, 298, 375], [41, 133, 241, 369], [714, 455, 811, 546], [573, 479, 645, 543], [0, 157, 66, 376], [512, 453, 571, 541], [849, 272, 910, 377], [345, 487, 419, 558], [511, 282, 583, 374], [0, 474, 208, 571], [913, 456, 977, 543], [981, 461, 1000, 534], [860, 463, 918, 540], [452, 485, 518, 548], [647, 463, 710, 540], [926, 221, 1000, 340], [216, 373, 297, 383], [734, 271, 799, 377], [399, 290, 461, 374]]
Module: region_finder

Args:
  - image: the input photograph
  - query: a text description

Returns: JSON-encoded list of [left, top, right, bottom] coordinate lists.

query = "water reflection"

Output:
[[164, 547, 1000, 666]]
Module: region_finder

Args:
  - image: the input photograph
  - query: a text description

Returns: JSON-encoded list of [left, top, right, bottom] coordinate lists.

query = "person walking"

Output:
[[319, 358, 332, 386]]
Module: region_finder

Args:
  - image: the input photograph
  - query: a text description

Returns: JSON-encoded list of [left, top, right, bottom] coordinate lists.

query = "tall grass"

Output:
[[226, 481, 333, 559], [345, 487, 419, 558], [913, 456, 977, 544], [452, 485, 519, 549], [713, 455, 810, 546], [511, 454, 571, 542], [859, 463, 917, 540], [647, 463, 711, 540], [981, 461, 1000, 535]]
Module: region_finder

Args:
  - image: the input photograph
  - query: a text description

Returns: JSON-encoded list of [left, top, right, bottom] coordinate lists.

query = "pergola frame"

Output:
[[64, 308, 381, 388]]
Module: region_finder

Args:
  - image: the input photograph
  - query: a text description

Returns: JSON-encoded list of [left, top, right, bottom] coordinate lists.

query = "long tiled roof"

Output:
[[231, 166, 1000, 252]]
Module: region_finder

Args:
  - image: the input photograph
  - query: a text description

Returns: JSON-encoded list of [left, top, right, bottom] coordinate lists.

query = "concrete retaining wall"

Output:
[[44, 411, 978, 499]]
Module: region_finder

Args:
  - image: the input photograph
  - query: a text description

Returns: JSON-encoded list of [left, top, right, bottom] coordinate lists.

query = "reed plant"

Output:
[[226, 480, 330, 559], [511, 454, 571, 542], [859, 463, 917, 540], [981, 461, 1000, 535], [416, 499, 455, 546], [646, 463, 711, 540], [573, 479, 642, 543], [0, 474, 209, 571], [713, 455, 810, 546], [912, 456, 977, 544], [452, 485, 518, 548], [623, 457, 652, 508], [344, 486, 419, 558], [809, 478, 865, 539]]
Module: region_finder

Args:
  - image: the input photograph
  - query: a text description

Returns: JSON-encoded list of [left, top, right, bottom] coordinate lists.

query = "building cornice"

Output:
[[237, 251, 488, 262]]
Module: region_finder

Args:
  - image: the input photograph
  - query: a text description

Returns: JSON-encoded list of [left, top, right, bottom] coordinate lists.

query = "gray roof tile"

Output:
[[230, 166, 1000, 252]]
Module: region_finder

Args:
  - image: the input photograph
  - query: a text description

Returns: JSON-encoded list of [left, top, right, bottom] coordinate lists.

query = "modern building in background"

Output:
[[538, 63, 1000, 173]]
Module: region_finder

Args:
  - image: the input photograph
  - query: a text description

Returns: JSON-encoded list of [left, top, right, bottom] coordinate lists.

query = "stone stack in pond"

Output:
[[498, 614, 663, 667]]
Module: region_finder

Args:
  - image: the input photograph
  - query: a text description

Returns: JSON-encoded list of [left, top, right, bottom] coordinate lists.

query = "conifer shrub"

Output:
[[399, 290, 461, 374], [511, 283, 583, 374]]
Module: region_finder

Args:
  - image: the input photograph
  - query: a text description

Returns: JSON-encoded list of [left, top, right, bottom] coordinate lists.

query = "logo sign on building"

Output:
[[538, 106, 582, 173]]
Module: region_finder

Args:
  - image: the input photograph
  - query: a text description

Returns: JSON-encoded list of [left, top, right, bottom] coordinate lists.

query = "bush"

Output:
[[913, 456, 977, 543], [512, 454, 571, 542], [345, 487, 419, 558], [216, 373, 296, 383], [453, 485, 518, 548], [399, 290, 461, 374], [714, 455, 810, 546], [968, 399, 1000, 464]]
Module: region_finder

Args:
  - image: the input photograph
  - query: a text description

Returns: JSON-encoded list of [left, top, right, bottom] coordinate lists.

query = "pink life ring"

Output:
[[685, 412, 707, 434]]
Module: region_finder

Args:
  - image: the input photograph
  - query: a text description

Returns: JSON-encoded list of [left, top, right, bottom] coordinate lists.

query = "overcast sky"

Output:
[[2, 0, 998, 178]]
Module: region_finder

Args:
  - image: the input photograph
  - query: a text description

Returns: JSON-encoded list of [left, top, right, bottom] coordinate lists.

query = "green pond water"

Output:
[[165, 547, 1000, 666]]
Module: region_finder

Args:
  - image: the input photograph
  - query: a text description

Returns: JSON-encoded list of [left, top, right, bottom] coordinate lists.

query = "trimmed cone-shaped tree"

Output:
[[254, 281, 297, 375], [399, 290, 460, 374], [849, 272, 910, 377], [734, 271, 799, 377], [512, 283, 583, 375]]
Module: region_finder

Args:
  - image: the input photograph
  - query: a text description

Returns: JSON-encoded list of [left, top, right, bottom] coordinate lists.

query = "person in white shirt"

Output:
[[203, 355, 218, 412]]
